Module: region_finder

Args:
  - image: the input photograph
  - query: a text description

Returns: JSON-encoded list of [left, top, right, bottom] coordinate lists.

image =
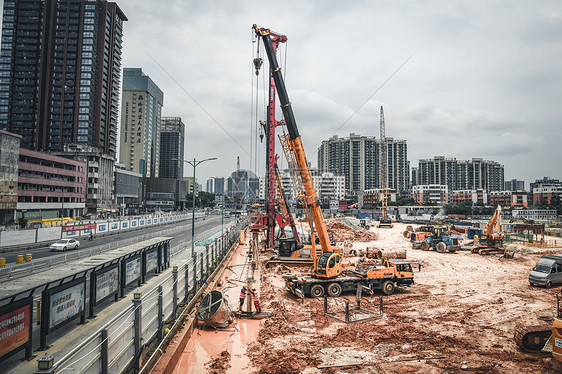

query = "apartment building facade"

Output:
[[159, 117, 185, 179], [317, 133, 409, 194], [414, 156, 504, 192], [119, 68, 163, 178], [0, 0, 126, 157]]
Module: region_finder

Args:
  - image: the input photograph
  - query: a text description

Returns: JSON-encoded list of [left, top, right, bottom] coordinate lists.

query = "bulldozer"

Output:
[[514, 289, 562, 363]]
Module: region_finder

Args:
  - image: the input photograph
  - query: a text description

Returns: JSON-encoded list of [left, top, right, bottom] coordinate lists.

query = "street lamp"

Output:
[[174, 157, 217, 257]]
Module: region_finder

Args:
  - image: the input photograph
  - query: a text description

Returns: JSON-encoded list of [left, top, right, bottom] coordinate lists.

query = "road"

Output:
[[1, 214, 234, 264]]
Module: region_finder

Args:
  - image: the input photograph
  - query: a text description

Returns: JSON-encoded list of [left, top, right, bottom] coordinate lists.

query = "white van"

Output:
[[529, 255, 562, 288]]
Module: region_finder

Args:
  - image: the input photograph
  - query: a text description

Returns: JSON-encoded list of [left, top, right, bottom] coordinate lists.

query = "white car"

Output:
[[50, 238, 80, 252]]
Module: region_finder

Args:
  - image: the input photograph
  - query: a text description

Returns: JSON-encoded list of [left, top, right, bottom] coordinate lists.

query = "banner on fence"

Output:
[[62, 223, 97, 233], [0, 297, 32, 360]]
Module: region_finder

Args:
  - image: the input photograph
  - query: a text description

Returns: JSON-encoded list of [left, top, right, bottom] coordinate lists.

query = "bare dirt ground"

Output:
[[245, 222, 562, 373]]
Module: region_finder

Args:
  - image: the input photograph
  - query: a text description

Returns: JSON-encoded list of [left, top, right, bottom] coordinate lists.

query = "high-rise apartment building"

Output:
[[0, 0, 126, 156], [269, 168, 345, 205], [317, 133, 409, 194], [206, 177, 225, 195], [119, 68, 163, 177], [415, 156, 504, 192], [159, 117, 184, 179], [504, 179, 525, 192]]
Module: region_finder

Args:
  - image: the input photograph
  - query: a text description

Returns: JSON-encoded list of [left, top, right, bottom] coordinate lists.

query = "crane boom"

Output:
[[378, 106, 392, 227], [253, 24, 333, 253], [380, 107, 387, 214]]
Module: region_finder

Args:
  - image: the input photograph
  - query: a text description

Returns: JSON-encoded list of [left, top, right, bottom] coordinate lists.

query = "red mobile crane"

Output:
[[253, 28, 287, 250]]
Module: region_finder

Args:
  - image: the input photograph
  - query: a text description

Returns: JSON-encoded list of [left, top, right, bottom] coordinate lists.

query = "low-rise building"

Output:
[[363, 189, 398, 207], [412, 184, 448, 205], [115, 164, 142, 215], [54, 143, 116, 218], [489, 190, 528, 208], [451, 189, 487, 206], [532, 185, 562, 205], [18, 148, 86, 223], [512, 209, 557, 221]]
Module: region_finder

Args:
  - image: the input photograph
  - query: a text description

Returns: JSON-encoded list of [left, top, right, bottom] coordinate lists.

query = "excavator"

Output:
[[471, 205, 514, 257], [514, 289, 562, 364], [253, 25, 414, 297]]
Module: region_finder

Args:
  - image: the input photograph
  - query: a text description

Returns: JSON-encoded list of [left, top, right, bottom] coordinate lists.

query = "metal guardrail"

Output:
[[45, 218, 249, 374]]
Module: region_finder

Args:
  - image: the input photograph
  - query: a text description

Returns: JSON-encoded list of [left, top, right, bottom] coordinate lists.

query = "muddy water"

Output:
[[173, 318, 260, 373], [173, 241, 262, 373]]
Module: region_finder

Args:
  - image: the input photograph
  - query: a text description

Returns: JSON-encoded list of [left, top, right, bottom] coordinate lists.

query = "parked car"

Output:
[[529, 254, 562, 288], [50, 238, 80, 252]]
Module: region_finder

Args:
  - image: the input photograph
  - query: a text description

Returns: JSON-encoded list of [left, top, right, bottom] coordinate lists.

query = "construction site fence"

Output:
[[46, 218, 249, 374], [504, 233, 562, 248], [545, 228, 562, 238], [0, 211, 204, 249], [504, 233, 535, 244], [0, 217, 203, 279]]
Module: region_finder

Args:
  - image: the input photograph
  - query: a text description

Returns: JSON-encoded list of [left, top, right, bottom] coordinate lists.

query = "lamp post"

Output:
[[219, 195, 224, 236], [174, 157, 217, 257]]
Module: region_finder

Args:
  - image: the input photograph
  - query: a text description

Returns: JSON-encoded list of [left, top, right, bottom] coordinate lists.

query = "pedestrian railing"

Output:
[[43, 218, 249, 374]]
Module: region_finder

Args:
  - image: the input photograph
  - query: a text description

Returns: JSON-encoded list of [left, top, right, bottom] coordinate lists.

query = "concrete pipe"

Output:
[[196, 290, 233, 328]]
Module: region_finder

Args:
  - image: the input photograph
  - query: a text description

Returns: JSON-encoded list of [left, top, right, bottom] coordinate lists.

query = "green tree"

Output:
[[537, 197, 548, 209], [550, 194, 561, 208], [199, 192, 216, 208], [17, 217, 27, 229]]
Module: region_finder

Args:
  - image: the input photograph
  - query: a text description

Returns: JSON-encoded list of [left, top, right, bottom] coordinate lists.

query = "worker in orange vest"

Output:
[[238, 285, 247, 311], [250, 287, 261, 314]]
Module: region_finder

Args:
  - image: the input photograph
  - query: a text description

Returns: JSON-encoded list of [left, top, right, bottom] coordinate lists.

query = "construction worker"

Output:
[[250, 287, 261, 314], [239, 285, 247, 311]]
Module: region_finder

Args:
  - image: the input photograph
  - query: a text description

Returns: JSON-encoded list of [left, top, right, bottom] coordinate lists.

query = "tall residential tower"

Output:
[[159, 117, 185, 179], [119, 68, 164, 178], [317, 133, 409, 194], [0, 0, 126, 156]]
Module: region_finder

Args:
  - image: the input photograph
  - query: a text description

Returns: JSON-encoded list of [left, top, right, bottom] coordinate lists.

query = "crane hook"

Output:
[[253, 58, 263, 76], [259, 120, 266, 142]]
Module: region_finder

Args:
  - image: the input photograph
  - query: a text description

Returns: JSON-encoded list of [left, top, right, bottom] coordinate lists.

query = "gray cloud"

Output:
[[116, 0, 562, 187]]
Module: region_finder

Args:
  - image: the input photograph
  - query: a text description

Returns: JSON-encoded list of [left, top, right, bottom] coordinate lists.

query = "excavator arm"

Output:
[[253, 24, 332, 253], [485, 205, 504, 241]]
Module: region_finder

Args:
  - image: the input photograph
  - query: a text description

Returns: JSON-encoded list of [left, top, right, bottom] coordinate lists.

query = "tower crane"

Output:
[[378, 106, 393, 228]]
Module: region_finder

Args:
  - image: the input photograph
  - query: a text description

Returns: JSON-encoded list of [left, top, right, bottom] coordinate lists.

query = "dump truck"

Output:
[[285, 255, 414, 298]]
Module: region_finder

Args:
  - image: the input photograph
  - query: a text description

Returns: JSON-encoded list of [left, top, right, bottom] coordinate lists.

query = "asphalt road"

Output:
[[1, 214, 234, 264]]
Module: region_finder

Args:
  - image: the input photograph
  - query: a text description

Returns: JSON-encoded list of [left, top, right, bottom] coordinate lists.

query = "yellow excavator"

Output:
[[471, 205, 514, 257], [515, 289, 562, 364]]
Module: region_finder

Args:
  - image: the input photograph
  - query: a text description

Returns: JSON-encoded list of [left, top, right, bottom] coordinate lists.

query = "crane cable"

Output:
[[249, 31, 257, 188]]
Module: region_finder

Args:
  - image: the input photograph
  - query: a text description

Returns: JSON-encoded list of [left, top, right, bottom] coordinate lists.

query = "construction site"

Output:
[[142, 25, 562, 374], [144, 218, 562, 374]]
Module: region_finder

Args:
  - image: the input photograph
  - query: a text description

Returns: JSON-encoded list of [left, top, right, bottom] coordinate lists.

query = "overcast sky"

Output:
[[116, 0, 562, 189]]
